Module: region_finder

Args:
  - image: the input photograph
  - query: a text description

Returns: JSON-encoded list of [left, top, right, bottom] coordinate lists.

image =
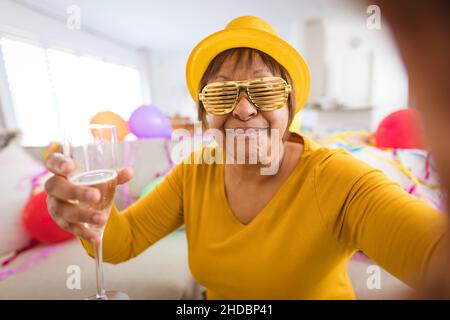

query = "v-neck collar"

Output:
[[219, 132, 310, 228]]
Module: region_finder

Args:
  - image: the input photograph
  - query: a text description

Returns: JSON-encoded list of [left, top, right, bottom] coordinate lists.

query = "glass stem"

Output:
[[93, 231, 106, 300]]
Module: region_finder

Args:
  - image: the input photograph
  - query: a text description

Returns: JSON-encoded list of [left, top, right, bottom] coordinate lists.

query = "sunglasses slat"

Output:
[[249, 80, 285, 86], [205, 82, 237, 88], [251, 94, 287, 99], [205, 103, 235, 108], [205, 104, 235, 109], [254, 100, 286, 106], [251, 94, 286, 100], [202, 92, 237, 96], [252, 100, 286, 106], [248, 86, 286, 92], [202, 90, 238, 96], [202, 96, 237, 102], [249, 88, 285, 94], [249, 91, 286, 98], [251, 96, 287, 102]]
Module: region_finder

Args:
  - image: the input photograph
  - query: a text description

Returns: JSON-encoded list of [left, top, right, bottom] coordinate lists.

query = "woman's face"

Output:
[[204, 51, 290, 165]]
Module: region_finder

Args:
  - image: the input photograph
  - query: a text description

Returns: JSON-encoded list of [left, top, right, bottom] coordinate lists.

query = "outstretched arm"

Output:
[[81, 162, 185, 264], [315, 150, 448, 287]]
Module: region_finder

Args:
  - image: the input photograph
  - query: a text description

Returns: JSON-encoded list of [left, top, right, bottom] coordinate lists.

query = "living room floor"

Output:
[[0, 230, 411, 300]]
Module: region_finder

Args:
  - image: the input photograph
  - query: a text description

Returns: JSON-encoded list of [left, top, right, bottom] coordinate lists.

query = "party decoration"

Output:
[[42, 142, 62, 161], [0, 243, 60, 281], [22, 191, 74, 244], [128, 105, 172, 138], [1, 239, 38, 267], [374, 109, 425, 149], [90, 111, 129, 141], [318, 130, 443, 213], [140, 176, 164, 198]]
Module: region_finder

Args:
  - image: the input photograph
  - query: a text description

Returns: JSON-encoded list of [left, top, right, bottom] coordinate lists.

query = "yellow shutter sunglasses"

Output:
[[199, 76, 292, 115]]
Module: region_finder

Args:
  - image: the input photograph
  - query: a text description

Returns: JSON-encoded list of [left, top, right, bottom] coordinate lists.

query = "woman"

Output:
[[371, 0, 450, 298], [44, 16, 447, 299]]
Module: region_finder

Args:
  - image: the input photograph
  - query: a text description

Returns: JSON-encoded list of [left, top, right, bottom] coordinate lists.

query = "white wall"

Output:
[[304, 20, 326, 102], [303, 18, 408, 130], [0, 0, 408, 131], [143, 20, 303, 120], [0, 0, 151, 130], [145, 48, 197, 119], [369, 30, 408, 128]]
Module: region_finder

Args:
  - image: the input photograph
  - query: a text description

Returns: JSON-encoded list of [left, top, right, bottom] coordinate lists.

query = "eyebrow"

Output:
[[215, 69, 273, 81]]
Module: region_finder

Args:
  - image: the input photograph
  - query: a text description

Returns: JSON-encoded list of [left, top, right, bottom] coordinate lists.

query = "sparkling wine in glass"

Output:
[[64, 124, 129, 300]]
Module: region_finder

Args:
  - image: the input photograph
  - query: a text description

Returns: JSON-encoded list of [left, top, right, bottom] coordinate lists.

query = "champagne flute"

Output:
[[64, 124, 129, 300]]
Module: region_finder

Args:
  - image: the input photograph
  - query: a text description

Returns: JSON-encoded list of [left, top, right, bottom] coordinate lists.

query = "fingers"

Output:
[[46, 153, 133, 186], [117, 167, 134, 185], [45, 175, 100, 204], [45, 153, 75, 177], [46, 196, 104, 244], [47, 196, 107, 225], [68, 223, 100, 244]]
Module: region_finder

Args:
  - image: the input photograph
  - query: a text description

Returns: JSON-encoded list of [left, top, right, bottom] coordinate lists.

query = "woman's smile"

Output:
[[225, 127, 270, 133]]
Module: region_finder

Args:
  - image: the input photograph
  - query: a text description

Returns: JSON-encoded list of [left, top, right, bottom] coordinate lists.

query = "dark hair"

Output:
[[197, 47, 296, 130]]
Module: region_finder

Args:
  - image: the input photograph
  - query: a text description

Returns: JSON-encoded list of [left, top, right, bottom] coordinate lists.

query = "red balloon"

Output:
[[22, 191, 73, 244], [374, 109, 426, 149]]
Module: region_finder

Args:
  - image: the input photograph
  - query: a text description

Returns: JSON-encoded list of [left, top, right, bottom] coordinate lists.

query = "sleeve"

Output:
[[80, 161, 185, 264], [314, 149, 448, 287]]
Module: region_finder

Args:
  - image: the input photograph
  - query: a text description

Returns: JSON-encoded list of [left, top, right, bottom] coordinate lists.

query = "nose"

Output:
[[232, 92, 257, 121]]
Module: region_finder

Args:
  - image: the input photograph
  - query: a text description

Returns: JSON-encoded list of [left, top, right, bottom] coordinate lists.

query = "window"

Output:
[[0, 37, 143, 146]]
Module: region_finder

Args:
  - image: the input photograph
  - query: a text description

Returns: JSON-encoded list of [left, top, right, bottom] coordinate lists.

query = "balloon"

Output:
[[374, 109, 425, 149], [22, 191, 74, 244], [289, 112, 302, 133], [90, 111, 129, 141], [128, 105, 172, 138], [140, 176, 164, 198]]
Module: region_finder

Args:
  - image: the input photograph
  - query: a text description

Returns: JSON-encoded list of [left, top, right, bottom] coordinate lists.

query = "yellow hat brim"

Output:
[[186, 27, 310, 113]]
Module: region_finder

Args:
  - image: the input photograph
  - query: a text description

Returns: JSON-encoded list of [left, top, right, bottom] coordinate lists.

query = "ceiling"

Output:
[[12, 0, 364, 51]]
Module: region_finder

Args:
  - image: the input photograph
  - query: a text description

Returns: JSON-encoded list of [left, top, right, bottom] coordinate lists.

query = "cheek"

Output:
[[263, 106, 289, 134], [206, 114, 228, 129]]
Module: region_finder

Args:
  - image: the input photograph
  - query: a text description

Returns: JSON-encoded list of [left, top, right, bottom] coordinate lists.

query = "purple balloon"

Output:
[[128, 105, 172, 138]]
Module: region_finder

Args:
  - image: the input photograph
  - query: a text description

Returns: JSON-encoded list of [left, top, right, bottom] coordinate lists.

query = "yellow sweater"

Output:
[[81, 133, 447, 299]]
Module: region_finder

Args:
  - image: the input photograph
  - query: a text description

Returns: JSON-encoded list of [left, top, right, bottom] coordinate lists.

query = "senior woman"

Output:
[[44, 16, 447, 299]]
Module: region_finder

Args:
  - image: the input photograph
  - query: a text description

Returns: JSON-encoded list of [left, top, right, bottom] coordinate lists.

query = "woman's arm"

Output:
[[314, 150, 448, 287], [81, 162, 184, 264]]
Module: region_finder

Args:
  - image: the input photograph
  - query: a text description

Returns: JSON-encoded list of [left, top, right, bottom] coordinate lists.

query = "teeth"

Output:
[[230, 129, 268, 136]]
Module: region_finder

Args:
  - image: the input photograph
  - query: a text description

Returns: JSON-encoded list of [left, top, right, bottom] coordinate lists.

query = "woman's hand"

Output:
[[44, 153, 134, 244]]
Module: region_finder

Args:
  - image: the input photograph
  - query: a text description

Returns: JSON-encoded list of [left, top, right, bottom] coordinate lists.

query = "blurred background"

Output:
[[1, 0, 427, 300], [0, 0, 408, 146]]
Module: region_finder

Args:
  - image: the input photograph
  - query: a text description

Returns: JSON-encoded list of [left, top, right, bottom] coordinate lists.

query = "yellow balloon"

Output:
[[90, 111, 129, 141], [289, 112, 301, 133]]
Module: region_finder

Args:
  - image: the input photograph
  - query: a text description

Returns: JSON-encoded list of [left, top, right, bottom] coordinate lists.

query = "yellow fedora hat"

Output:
[[186, 15, 310, 113]]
